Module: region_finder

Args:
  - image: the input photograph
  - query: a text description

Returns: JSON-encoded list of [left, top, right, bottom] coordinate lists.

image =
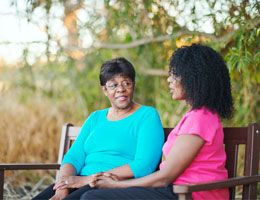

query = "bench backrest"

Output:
[[58, 123, 260, 199]]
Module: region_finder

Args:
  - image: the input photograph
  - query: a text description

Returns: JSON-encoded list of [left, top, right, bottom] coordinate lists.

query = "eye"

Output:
[[122, 81, 130, 86], [106, 83, 117, 90], [122, 81, 133, 88]]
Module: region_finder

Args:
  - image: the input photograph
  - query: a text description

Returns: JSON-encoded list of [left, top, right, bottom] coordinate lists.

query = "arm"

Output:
[[55, 113, 96, 189], [62, 113, 96, 174], [50, 164, 76, 199], [128, 109, 164, 178], [100, 109, 164, 180], [107, 164, 134, 180], [54, 164, 102, 190], [94, 134, 204, 188], [53, 164, 76, 190]]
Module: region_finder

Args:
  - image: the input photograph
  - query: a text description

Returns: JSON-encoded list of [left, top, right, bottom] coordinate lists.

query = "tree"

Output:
[[5, 0, 260, 125]]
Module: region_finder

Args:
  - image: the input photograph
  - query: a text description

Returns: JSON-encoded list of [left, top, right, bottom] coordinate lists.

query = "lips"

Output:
[[116, 96, 127, 101], [168, 85, 174, 93], [169, 89, 175, 94]]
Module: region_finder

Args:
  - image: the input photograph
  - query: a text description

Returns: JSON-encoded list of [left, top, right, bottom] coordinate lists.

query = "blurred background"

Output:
[[0, 0, 259, 198]]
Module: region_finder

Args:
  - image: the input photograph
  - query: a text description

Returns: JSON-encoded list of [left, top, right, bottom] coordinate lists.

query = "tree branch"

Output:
[[94, 29, 219, 49], [0, 41, 45, 45], [94, 18, 260, 49], [140, 68, 168, 76]]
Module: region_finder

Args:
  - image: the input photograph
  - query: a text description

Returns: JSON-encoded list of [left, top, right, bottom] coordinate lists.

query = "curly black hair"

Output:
[[99, 57, 135, 86], [169, 44, 233, 119]]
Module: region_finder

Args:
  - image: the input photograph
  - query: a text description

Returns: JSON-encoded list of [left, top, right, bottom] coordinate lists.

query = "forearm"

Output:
[[58, 164, 76, 180], [107, 164, 134, 180], [114, 169, 173, 188], [55, 165, 92, 189], [124, 135, 204, 188], [59, 164, 93, 185]]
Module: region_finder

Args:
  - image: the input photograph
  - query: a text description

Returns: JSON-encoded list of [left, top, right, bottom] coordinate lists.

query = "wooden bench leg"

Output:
[[178, 193, 192, 200], [243, 183, 258, 200], [0, 169, 4, 200]]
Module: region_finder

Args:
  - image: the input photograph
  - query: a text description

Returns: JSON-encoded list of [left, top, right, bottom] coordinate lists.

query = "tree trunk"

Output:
[[63, 0, 84, 71]]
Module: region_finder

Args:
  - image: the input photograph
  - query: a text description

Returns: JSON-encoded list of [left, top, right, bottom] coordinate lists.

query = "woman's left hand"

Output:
[[54, 176, 89, 190]]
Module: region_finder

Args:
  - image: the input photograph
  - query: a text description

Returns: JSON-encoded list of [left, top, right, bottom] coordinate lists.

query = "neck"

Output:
[[113, 102, 134, 113], [108, 102, 138, 120]]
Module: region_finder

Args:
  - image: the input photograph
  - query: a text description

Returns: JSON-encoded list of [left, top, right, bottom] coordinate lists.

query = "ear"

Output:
[[102, 86, 108, 96]]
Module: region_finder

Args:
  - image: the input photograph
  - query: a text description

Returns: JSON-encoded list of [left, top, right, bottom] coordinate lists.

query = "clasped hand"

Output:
[[53, 176, 86, 190], [89, 172, 120, 188]]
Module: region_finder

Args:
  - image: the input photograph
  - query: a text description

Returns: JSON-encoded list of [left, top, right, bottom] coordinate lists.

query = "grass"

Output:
[[0, 93, 63, 164], [0, 91, 71, 198], [4, 171, 54, 199]]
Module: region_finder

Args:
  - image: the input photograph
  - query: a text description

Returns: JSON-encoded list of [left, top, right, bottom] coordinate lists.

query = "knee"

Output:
[[80, 190, 101, 200]]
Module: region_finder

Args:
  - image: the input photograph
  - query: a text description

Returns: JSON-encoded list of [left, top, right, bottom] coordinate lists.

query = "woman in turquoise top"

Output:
[[33, 57, 164, 200]]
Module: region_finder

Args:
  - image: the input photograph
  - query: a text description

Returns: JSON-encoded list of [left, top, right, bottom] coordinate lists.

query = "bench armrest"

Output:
[[0, 163, 61, 199], [0, 163, 60, 170], [173, 175, 260, 194]]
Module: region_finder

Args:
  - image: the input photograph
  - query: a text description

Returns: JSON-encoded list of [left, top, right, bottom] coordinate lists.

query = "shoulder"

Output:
[[83, 108, 108, 125], [178, 107, 222, 142], [179, 107, 221, 131], [133, 105, 162, 126], [88, 108, 108, 118], [134, 105, 161, 120], [139, 105, 159, 115], [186, 107, 219, 123]]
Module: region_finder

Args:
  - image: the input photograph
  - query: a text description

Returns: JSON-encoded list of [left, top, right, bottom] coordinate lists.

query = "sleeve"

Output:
[[178, 110, 219, 143], [61, 112, 96, 175], [129, 108, 164, 178]]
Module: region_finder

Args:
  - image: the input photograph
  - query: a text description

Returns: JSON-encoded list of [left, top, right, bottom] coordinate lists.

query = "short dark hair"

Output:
[[99, 57, 136, 86], [169, 44, 233, 119]]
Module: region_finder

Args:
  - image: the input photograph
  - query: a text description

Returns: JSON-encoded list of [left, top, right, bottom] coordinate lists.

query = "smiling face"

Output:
[[167, 74, 185, 100], [102, 75, 135, 110]]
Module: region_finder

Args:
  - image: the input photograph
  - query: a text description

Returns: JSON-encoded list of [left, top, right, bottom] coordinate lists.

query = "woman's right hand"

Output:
[[54, 175, 91, 190], [53, 177, 68, 191], [50, 188, 69, 200]]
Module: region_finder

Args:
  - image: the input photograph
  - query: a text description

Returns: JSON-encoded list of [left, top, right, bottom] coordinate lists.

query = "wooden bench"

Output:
[[0, 123, 259, 200]]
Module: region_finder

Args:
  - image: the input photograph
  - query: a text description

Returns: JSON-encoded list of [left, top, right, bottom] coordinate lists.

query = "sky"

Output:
[[0, 1, 33, 64], [0, 0, 64, 65]]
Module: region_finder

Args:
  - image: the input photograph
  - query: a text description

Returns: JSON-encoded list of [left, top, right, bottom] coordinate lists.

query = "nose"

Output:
[[116, 84, 126, 92], [167, 76, 172, 83]]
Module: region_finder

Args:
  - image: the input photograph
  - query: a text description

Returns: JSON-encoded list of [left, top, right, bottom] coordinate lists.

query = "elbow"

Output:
[[151, 176, 172, 187], [130, 163, 154, 178], [163, 176, 174, 186], [150, 170, 174, 187]]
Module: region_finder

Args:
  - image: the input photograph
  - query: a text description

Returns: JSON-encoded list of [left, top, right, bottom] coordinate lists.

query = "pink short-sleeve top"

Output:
[[159, 107, 229, 200]]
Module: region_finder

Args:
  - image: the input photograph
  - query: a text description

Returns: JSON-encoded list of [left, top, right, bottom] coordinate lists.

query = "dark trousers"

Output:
[[32, 183, 93, 199], [80, 185, 178, 200]]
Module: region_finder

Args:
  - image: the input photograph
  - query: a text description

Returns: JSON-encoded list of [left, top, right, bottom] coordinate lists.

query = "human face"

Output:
[[102, 75, 135, 109], [167, 74, 185, 100]]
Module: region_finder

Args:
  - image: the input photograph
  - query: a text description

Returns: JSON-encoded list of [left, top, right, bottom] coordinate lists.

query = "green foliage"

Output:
[[3, 0, 259, 127], [225, 26, 260, 125]]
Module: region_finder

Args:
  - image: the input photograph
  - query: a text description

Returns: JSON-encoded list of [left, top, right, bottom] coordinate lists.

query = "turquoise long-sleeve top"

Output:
[[62, 105, 164, 178]]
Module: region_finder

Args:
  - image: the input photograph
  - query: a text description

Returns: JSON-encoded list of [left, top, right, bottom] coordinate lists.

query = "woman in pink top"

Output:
[[81, 44, 234, 200]]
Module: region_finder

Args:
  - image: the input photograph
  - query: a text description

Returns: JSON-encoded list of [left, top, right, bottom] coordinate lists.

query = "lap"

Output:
[[32, 184, 56, 199], [33, 184, 93, 200], [64, 184, 93, 199], [81, 185, 178, 200]]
